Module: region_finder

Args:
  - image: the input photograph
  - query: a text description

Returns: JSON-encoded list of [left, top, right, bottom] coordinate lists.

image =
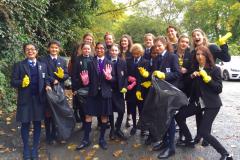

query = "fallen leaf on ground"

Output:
[[132, 143, 141, 148], [67, 144, 77, 150], [0, 147, 11, 153], [0, 144, 5, 149], [139, 156, 154, 160], [92, 157, 99, 160], [0, 130, 6, 135], [0, 110, 2, 115], [92, 144, 99, 149], [11, 128, 16, 132], [6, 121, 11, 125], [196, 157, 205, 160], [74, 155, 81, 160], [113, 150, 123, 157], [6, 117, 11, 121]]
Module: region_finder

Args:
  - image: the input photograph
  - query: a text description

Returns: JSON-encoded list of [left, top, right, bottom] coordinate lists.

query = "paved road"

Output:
[[0, 81, 240, 160]]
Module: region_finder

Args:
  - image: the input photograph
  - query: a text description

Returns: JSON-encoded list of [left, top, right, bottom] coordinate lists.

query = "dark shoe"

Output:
[[130, 127, 137, 135], [157, 147, 175, 159], [152, 141, 167, 151], [220, 154, 233, 160], [109, 129, 116, 140], [76, 140, 91, 150], [176, 140, 195, 148], [201, 139, 209, 147], [115, 129, 127, 140], [99, 139, 108, 150]]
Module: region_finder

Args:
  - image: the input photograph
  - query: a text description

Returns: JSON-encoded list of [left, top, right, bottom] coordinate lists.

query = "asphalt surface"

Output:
[[0, 81, 240, 160]]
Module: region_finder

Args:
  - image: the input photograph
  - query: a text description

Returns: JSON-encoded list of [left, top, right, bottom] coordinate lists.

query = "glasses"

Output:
[[25, 48, 36, 52]]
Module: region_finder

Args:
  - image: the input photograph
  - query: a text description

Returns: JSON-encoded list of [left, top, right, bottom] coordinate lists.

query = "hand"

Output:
[[120, 88, 127, 93], [53, 79, 59, 84], [180, 67, 187, 74], [217, 32, 232, 46], [138, 67, 149, 78], [136, 91, 143, 101], [191, 71, 200, 79], [103, 64, 112, 80], [141, 81, 151, 88], [80, 70, 89, 85], [153, 70, 165, 80], [45, 85, 52, 91], [128, 76, 136, 83], [127, 81, 136, 90], [199, 69, 212, 83], [54, 67, 64, 79], [22, 75, 30, 88]]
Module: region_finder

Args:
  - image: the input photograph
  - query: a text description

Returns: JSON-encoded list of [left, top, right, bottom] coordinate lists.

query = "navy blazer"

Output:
[[39, 55, 69, 87], [126, 56, 150, 101], [72, 55, 93, 92], [87, 57, 115, 98], [190, 66, 222, 108], [11, 59, 49, 106], [154, 51, 180, 86], [112, 58, 128, 91]]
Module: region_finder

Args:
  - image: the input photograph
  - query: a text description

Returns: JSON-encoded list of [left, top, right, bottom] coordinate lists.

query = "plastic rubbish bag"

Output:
[[138, 76, 188, 140], [46, 84, 76, 140]]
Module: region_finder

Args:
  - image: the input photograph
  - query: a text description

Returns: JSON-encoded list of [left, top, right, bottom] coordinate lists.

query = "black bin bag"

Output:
[[138, 76, 188, 140], [46, 84, 76, 140]]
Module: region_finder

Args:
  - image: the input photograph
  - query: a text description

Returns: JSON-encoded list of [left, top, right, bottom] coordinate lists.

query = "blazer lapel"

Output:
[[93, 58, 99, 74], [47, 55, 56, 72], [23, 59, 30, 76]]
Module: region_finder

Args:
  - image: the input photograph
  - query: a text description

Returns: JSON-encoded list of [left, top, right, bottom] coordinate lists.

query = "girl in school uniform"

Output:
[[108, 44, 128, 140], [11, 43, 49, 160], [143, 33, 155, 60], [151, 36, 180, 159], [76, 42, 115, 150], [72, 42, 93, 126], [119, 34, 133, 127], [175, 46, 233, 160], [126, 43, 150, 136], [166, 25, 179, 50], [40, 40, 69, 144]]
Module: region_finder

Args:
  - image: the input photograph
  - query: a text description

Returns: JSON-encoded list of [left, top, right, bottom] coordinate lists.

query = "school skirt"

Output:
[[16, 95, 45, 123], [85, 92, 112, 116]]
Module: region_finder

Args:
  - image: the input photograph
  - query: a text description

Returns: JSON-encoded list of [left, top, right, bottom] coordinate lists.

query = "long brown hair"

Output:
[[192, 46, 215, 69]]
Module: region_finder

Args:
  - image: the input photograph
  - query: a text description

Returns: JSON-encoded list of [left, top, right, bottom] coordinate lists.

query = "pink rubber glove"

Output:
[[128, 76, 136, 83], [127, 81, 136, 90], [103, 64, 112, 80], [80, 70, 89, 85]]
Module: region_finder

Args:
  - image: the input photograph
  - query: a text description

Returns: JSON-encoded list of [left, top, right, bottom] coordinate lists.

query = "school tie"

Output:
[[134, 58, 138, 64], [29, 61, 35, 67], [52, 58, 57, 66], [98, 59, 103, 73]]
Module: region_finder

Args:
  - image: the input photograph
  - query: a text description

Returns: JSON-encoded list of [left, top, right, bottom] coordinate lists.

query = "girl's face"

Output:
[[25, 44, 37, 60], [167, 28, 177, 40], [192, 31, 204, 47], [82, 44, 91, 56], [110, 46, 119, 58], [96, 44, 105, 58], [132, 49, 142, 58], [196, 50, 206, 67], [144, 36, 154, 48], [105, 35, 114, 46], [84, 35, 93, 44], [178, 37, 189, 50], [151, 47, 158, 58], [120, 37, 129, 49], [48, 44, 60, 56], [155, 40, 166, 54]]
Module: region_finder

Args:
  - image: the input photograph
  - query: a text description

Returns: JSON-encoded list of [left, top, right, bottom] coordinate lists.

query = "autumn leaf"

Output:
[[92, 144, 99, 149], [67, 144, 77, 150], [74, 155, 81, 160], [139, 156, 155, 160], [196, 157, 205, 160], [113, 149, 123, 157], [132, 143, 141, 148], [11, 128, 16, 132]]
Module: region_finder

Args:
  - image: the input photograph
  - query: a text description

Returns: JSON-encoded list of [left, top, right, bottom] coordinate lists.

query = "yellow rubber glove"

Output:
[[153, 70, 165, 80], [138, 67, 149, 78], [22, 75, 30, 88], [120, 88, 127, 93], [199, 70, 212, 83], [217, 32, 232, 46], [136, 91, 143, 101], [54, 67, 64, 79], [141, 81, 152, 88], [178, 57, 183, 67]]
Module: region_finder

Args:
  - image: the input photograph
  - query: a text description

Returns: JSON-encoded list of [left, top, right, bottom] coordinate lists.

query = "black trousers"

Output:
[[175, 104, 228, 155]]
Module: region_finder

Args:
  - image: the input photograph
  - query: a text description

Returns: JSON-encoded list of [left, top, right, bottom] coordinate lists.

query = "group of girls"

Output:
[[11, 25, 233, 160]]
